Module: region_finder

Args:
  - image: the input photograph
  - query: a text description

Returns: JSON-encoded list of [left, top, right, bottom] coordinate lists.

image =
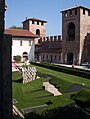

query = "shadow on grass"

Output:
[[66, 84, 87, 93], [25, 103, 89, 119], [12, 78, 23, 83], [25, 88, 43, 93], [35, 94, 53, 99]]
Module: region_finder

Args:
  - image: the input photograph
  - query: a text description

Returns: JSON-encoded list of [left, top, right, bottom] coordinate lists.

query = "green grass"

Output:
[[12, 65, 90, 111]]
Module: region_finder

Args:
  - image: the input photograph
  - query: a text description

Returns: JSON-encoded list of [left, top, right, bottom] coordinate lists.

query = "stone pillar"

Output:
[[0, 0, 12, 119]]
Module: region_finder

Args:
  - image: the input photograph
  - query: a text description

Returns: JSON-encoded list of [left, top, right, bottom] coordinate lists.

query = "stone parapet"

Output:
[[39, 35, 62, 43]]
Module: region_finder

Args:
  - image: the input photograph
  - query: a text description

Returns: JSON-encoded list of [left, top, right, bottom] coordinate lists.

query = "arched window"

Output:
[[36, 29, 40, 36], [67, 22, 75, 40]]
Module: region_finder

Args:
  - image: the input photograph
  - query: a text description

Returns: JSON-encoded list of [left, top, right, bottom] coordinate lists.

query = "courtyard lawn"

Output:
[[12, 64, 90, 111]]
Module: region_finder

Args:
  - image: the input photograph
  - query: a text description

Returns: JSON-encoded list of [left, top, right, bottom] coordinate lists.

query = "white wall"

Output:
[[12, 37, 35, 62]]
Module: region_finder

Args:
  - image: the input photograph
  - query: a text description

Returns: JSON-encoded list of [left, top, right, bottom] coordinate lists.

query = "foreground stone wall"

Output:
[[0, 34, 12, 119]]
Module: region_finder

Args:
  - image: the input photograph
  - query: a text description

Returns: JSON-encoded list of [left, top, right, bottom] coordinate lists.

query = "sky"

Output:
[[5, 0, 90, 36]]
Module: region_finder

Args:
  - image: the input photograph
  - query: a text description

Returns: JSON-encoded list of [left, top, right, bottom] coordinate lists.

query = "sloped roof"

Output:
[[5, 29, 38, 38], [22, 18, 47, 23]]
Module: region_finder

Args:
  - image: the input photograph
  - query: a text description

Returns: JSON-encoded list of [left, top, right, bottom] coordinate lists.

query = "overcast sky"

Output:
[[5, 0, 90, 36]]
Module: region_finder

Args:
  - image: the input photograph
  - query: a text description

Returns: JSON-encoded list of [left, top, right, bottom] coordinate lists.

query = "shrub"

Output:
[[71, 88, 90, 108], [31, 62, 90, 79], [14, 55, 21, 62]]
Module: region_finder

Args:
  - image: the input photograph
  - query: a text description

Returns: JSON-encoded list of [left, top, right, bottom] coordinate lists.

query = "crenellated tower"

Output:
[[22, 18, 47, 38], [61, 6, 90, 65]]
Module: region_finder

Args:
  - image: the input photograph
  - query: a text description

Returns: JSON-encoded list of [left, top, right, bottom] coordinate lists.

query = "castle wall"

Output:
[[35, 35, 62, 63], [80, 8, 90, 63]]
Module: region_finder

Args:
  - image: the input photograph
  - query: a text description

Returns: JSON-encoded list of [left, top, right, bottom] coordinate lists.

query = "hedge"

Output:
[[31, 62, 90, 79]]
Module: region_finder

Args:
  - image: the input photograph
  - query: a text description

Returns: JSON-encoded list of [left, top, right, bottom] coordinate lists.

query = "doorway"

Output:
[[67, 53, 73, 64]]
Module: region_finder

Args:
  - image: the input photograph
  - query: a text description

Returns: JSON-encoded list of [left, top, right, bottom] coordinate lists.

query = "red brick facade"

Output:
[[22, 6, 90, 65]]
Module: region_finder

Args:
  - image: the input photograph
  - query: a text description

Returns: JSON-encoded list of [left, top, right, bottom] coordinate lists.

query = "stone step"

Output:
[[43, 82, 62, 96]]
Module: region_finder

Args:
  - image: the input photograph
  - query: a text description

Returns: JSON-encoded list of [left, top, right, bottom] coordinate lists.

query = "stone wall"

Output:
[[0, 34, 12, 119], [35, 35, 62, 63]]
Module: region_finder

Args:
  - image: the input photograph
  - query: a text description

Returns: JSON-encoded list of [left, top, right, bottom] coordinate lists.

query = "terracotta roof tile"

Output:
[[22, 18, 47, 23], [5, 29, 38, 38]]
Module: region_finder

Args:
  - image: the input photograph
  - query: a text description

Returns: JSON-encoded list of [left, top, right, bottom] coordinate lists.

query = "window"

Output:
[[36, 29, 40, 36], [29, 41, 31, 46], [83, 9, 85, 15], [37, 21, 39, 25], [67, 22, 75, 40], [32, 20, 34, 24], [75, 9, 77, 14], [20, 40, 22, 46]]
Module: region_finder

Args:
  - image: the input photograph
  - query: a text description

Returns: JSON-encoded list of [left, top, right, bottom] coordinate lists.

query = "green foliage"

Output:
[[71, 89, 90, 108], [9, 25, 23, 29], [14, 55, 21, 62], [25, 105, 89, 119]]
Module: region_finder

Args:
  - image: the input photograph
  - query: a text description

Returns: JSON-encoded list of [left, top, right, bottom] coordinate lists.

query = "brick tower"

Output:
[[22, 18, 47, 38], [61, 6, 90, 65]]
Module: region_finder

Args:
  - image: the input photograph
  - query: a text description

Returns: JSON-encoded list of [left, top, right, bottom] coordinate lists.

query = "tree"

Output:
[[9, 25, 23, 29]]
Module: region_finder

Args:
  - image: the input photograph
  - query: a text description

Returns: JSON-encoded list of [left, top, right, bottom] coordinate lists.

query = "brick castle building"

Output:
[[6, 6, 90, 65], [22, 6, 90, 65]]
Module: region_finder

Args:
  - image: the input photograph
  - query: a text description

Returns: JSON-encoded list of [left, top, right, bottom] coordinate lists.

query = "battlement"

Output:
[[37, 35, 62, 50], [38, 35, 62, 43]]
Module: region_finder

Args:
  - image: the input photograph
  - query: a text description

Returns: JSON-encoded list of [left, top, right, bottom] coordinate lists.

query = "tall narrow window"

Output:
[[67, 22, 75, 40], [20, 40, 22, 46], [36, 29, 40, 36]]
